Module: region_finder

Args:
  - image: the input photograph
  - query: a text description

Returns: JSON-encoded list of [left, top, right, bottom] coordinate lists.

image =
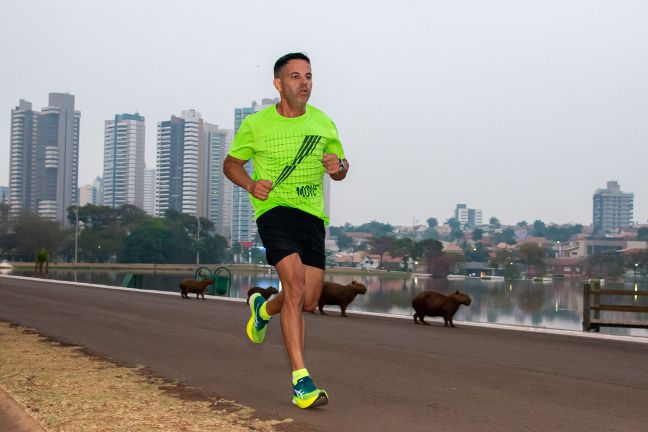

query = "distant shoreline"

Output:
[[8, 262, 409, 277]]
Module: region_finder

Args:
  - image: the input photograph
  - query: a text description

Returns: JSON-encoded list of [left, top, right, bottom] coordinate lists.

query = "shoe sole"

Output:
[[246, 294, 266, 344], [293, 391, 329, 409]]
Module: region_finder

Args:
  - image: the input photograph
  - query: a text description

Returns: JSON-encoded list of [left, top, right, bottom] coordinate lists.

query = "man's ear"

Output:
[[273, 78, 282, 92]]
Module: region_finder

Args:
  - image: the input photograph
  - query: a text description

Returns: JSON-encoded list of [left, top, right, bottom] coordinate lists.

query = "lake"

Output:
[[8, 268, 648, 338]]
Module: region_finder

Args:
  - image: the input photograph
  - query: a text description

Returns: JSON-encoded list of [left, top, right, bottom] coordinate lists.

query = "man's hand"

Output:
[[248, 179, 273, 200], [322, 153, 341, 175]]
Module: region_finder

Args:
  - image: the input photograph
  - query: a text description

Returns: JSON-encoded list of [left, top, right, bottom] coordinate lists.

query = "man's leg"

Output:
[[261, 254, 327, 408], [272, 253, 306, 370]]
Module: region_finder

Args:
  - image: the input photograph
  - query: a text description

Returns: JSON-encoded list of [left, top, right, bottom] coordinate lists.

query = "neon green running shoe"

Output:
[[292, 375, 329, 409], [246, 293, 270, 343]]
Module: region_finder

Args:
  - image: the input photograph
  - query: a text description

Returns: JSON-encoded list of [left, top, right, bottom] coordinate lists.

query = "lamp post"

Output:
[[74, 205, 79, 264], [195, 215, 200, 266], [634, 263, 638, 284]]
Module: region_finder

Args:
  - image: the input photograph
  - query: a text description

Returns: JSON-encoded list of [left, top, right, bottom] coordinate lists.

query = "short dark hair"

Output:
[[274, 52, 310, 78]]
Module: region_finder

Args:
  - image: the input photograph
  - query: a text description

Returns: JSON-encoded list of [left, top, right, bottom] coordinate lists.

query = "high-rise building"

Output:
[[454, 203, 482, 227], [8, 100, 35, 217], [78, 177, 103, 206], [103, 113, 145, 209], [156, 110, 204, 217], [593, 180, 634, 234], [143, 168, 156, 216], [8, 94, 80, 223], [231, 98, 278, 244], [204, 123, 233, 240], [0, 186, 9, 204]]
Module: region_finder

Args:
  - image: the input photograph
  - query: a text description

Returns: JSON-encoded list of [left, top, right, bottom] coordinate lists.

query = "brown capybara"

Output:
[[318, 281, 367, 317], [179, 278, 214, 300], [412, 290, 472, 327], [246, 286, 279, 304]]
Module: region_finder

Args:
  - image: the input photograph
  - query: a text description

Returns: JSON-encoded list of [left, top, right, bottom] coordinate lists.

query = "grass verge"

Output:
[[0, 322, 290, 431]]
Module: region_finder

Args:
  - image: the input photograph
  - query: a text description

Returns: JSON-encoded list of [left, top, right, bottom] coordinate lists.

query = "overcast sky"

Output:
[[2, 0, 647, 227]]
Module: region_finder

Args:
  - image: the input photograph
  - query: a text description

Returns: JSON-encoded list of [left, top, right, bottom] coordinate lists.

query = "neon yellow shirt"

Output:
[[228, 104, 345, 224]]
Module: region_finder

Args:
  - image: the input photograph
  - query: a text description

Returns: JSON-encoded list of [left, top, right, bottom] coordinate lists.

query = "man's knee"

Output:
[[302, 301, 318, 312]]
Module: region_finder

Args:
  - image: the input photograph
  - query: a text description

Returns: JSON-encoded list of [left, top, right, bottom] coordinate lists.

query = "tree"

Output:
[[426, 217, 438, 229], [350, 220, 394, 237], [393, 237, 415, 259], [446, 218, 461, 231], [121, 219, 173, 263], [464, 243, 489, 262], [490, 217, 501, 228], [34, 248, 49, 276], [336, 234, 352, 251], [531, 220, 547, 237], [370, 236, 397, 268], [637, 227, 648, 242], [472, 228, 484, 241], [490, 248, 514, 269], [12, 212, 66, 260], [517, 243, 546, 276], [494, 227, 516, 245], [414, 239, 444, 260]]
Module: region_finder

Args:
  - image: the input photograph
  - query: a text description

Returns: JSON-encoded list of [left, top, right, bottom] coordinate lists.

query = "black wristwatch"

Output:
[[338, 158, 345, 173]]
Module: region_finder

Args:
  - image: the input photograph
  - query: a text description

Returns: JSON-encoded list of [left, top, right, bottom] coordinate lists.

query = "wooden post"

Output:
[[582, 283, 591, 331]]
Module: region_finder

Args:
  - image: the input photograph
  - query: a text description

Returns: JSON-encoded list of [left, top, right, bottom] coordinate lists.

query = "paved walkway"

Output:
[[1, 275, 648, 432]]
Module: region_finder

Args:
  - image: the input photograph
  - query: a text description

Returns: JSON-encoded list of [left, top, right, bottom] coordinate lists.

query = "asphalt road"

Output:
[[1, 275, 647, 432]]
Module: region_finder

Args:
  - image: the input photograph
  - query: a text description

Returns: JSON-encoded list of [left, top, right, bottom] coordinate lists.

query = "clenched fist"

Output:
[[248, 179, 273, 200]]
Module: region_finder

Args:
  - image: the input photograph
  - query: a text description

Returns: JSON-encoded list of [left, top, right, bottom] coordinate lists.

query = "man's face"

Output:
[[274, 59, 312, 105]]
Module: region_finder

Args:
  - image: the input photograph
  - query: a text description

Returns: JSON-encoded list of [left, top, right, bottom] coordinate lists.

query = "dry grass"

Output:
[[0, 322, 290, 431]]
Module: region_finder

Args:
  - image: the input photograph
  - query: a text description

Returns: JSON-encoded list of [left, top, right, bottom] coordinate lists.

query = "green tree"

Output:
[[393, 237, 415, 259], [517, 243, 546, 276], [490, 217, 501, 228], [494, 227, 517, 245], [414, 238, 444, 260], [336, 234, 352, 251], [121, 219, 173, 263], [350, 220, 394, 237], [426, 217, 438, 229], [472, 227, 484, 241], [637, 227, 648, 242], [199, 234, 228, 264], [464, 243, 489, 262], [490, 248, 514, 269], [446, 217, 461, 231], [531, 220, 547, 237], [13, 212, 66, 260], [370, 236, 397, 268]]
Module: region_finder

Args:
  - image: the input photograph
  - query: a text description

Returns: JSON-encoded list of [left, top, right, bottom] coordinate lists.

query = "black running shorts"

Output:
[[256, 206, 326, 270]]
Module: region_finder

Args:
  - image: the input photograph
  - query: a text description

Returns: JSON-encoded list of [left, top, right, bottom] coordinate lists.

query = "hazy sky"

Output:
[[2, 0, 648, 227]]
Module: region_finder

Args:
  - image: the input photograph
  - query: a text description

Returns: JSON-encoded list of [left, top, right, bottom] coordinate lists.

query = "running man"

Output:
[[223, 52, 348, 409]]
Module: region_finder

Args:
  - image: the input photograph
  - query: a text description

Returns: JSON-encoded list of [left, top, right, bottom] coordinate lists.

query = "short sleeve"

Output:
[[323, 121, 346, 159], [228, 118, 255, 160]]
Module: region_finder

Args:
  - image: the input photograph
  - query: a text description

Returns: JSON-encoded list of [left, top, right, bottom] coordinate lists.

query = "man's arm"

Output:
[[322, 154, 349, 181], [223, 155, 273, 200]]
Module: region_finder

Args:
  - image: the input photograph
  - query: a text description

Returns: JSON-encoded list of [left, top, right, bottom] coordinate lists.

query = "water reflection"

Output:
[[9, 269, 648, 337]]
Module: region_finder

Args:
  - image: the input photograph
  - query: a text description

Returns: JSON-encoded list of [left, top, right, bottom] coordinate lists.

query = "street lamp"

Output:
[[74, 205, 79, 264], [195, 215, 200, 265], [634, 263, 638, 284]]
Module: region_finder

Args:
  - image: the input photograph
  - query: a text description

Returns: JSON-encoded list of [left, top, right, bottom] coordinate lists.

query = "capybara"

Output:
[[318, 281, 367, 317], [179, 278, 214, 300], [246, 286, 279, 304], [412, 290, 472, 327]]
